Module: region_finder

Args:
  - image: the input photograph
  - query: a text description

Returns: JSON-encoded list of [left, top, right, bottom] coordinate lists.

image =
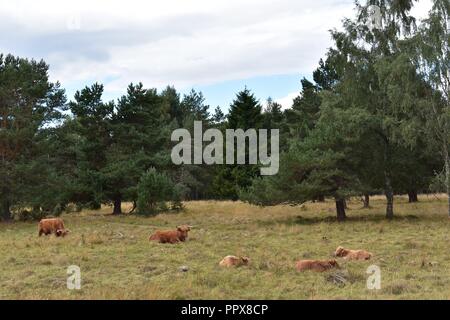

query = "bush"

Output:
[[170, 183, 187, 211], [137, 168, 181, 215]]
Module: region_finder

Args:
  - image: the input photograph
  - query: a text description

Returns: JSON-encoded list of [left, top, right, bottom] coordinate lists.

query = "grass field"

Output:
[[0, 195, 449, 300]]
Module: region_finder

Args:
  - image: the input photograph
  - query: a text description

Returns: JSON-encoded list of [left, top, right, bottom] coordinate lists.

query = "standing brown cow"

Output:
[[149, 225, 192, 244], [38, 218, 70, 237]]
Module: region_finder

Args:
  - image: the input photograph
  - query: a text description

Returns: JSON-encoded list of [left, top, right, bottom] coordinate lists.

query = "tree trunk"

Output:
[[112, 197, 122, 215], [383, 139, 394, 220], [363, 194, 370, 208], [317, 195, 325, 202], [0, 199, 11, 221], [408, 191, 418, 203], [335, 199, 346, 222], [445, 151, 450, 218], [385, 177, 394, 220]]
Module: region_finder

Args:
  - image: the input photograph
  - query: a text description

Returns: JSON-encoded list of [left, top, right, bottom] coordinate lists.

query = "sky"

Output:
[[0, 0, 433, 112]]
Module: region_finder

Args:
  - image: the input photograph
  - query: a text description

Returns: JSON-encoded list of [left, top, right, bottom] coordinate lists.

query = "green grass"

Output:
[[1, 195, 449, 299]]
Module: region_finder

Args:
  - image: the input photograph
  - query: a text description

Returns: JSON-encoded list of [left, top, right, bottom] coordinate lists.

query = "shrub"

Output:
[[137, 168, 180, 215]]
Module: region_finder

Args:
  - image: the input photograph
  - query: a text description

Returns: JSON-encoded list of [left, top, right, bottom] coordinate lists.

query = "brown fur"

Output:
[[296, 259, 339, 272], [219, 255, 250, 267], [149, 225, 191, 244], [38, 218, 70, 237], [334, 246, 372, 260]]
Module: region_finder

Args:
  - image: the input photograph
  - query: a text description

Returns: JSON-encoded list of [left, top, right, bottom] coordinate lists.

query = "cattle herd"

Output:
[[38, 218, 373, 272]]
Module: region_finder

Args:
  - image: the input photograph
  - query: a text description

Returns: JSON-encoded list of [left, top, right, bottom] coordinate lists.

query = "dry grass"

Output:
[[0, 195, 449, 300]]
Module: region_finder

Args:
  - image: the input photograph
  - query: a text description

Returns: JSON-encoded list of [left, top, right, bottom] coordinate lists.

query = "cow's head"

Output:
[[177, 225, 191, 239], [177, 225, 191, 232], [364, 252, 373, 260], [328, 259, 339, 268], [56, 229, 70, 237], [241, 257, 250, 265], [334, 246, 345, 257]]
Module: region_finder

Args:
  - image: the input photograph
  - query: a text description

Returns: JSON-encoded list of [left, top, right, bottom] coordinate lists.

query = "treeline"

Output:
[[0, 0, 448, 221], [0, 54, 281, 220], [241, 0, 449, 220]]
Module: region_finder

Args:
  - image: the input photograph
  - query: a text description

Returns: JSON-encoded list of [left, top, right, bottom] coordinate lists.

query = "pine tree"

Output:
[[172, 89, 214, 200], [227, 89, 263, 130], [109, 83, 172, 213], [212, 106, 225, 124], [286, 78, 322, 140], [161, 86, 183, 126], [0, 54, 66, 220], [68, 83, 117, 212], [213, 89, 263, 199], [241, 100, 363, 221]]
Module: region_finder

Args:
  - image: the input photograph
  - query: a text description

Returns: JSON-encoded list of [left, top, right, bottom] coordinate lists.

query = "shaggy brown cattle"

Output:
[[296, 259, 339, 272], [334, 246, 372, 261], [38, 218, 70, 237], [149, 225, 192, 244], [219, 255, 250, 267]]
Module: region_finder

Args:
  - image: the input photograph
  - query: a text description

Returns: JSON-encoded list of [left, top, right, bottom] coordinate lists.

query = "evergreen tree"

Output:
[[212, 106, 226, 124], [227, 89, 263, 130], [242, 99, 363, 221], [319, 0, 424, 219], [180, 89, 210, 122], [137, 167, 178, 215], [263, 98, 289, 151], [161, 86, 183, 126], [172, 89, 214, 200], [0, 54, 66, 220], [110, 83, 172, 213], [213, 89, 263, 199], [286, 78, 322, 140], [68, 83, 118, 212]]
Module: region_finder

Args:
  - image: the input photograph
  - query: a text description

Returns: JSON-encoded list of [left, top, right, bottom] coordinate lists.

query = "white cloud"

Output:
[[275, 92, 299, 110], [262, 92, 299, 110], [0, 0, 433, 100]]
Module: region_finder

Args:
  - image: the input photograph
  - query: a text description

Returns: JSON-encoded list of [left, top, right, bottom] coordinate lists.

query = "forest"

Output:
[[0, 0, 449, 223]]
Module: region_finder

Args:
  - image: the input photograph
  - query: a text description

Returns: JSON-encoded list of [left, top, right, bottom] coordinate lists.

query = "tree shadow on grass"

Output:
[[258, 213, 424, 227]]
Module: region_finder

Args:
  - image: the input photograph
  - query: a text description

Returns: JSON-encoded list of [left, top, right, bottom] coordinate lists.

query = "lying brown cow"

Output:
[[219, 255, 250, 267], [334, 246, 372, 261], [149, 225, 191, 244], [38, 218, 70, 237], [296, 259, 339, 272]]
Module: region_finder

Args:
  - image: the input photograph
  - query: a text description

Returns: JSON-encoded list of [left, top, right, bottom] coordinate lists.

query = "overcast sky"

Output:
[[0, 0, 433, 111]]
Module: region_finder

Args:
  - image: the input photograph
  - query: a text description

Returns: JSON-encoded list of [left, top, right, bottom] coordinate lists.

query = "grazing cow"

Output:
[[219, 256, 250, 268], [296, 259, 339, 272], [149, 225, 192, 244], [38, 218, 70, 237], [334, 246, 372, 261]]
